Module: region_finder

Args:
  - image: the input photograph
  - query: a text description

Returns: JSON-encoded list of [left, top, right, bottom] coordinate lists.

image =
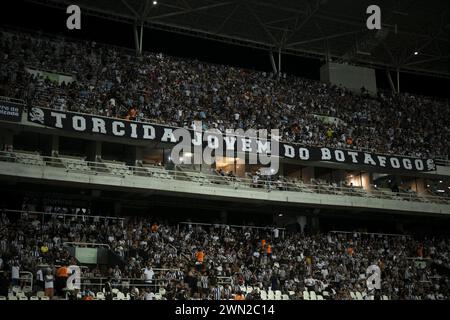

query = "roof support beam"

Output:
[[215, 2, 240, 34], [121, 0, 139, 18], [287, 30, 363, 47], [148, 2, 234, 21], [245, 4, 280, 47], [285, 0, 321, 44], [405, 54, 450, 67]]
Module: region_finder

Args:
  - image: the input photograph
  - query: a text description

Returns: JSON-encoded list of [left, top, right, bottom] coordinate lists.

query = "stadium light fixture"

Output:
[[153, 0, 158, 5], [439, 180, 443, 183], [414, 51, 419, 56], [278, 213, 283, 217]]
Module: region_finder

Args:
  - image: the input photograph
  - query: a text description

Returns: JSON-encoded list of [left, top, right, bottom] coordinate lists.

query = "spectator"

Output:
[[44, 269, 54, 299]]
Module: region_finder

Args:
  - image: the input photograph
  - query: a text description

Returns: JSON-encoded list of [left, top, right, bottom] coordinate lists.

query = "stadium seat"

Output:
[[260, 290, 267, 300], [36, 291, 45, 298], [350, 291, 356, 300], [117, 292, 125, 300], [322, 291, 329, 297], [19, 296, 28, 300], [30, 296, 39, 300], [96, 292, 105, 300], [40, 296, 50, 300], [159, 288, 166, 296], [382, 295, 389, 300], [121, 281, 130, 290], [23, 286, 32, 293], [112, 288, 119, 295], [12, 286, 21, 294], [355, 292, 363, 300], [8, 296, 18, 300], [317, 295, 324, 300], [309, 291, 317, 300], [282, 294, 290, 300], [246, 286, 253, 293], [267, 290, 275, 300], [154, 293, 162, 300], [113, 297, 120, 300], [303, 291, 309, 300], [0, 296, 6, 300]]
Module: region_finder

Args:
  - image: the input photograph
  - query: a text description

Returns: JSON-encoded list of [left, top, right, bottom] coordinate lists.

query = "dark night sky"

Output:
[[2, 0, 450, 98]]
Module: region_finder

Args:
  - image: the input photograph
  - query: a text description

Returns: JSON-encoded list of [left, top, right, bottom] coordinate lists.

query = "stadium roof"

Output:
[[29, 0, 450, 78]]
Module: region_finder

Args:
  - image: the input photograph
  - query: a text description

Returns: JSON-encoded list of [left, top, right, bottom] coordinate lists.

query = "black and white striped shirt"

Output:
[[212, 286, 222, 300]]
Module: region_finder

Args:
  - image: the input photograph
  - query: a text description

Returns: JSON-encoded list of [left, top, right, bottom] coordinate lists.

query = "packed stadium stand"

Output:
[[0, 209, 449, 301], [1, 1, 450, 303], [0, 29, 449, 159]]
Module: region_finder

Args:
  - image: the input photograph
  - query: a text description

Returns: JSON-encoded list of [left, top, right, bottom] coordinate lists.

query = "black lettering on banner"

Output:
[[27, 107, 436, 172]]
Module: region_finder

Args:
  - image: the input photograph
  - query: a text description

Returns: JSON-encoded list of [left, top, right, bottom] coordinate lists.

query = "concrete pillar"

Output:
[[277, 163, 284, 177], [296, 216, 307, 234], [361, 172, 373, 191], [413, 178, 427, 195], [87, 141, 102, 162], [0, 129, 14, 151], [135, 146, 144, 166], [220, 210, 228, 224], [301, 167, 315, 183], [331, 170, 346, 185], [114, 201, 122, 215], [309, 214, 320, 233], [51, 135, 59, 156]]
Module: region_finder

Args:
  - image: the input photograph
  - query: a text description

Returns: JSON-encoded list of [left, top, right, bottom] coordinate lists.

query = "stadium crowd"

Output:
[[0, 208, 449, 300], [0, 30, 449, 160]]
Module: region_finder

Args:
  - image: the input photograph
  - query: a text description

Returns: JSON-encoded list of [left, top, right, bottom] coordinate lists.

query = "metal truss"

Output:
[[24, 0, 450, 78]]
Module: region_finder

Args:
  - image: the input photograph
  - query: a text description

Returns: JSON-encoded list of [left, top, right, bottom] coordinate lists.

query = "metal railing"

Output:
[[179, 221, 286, 231], [3, 209, 124, 222], [19, 272, 33, 292], [330, 230, 411, 238], [435, 159, 450, 167], [63, 242, 110, 249], [0, 150, 449, 206], [0, 95, 26, 105]]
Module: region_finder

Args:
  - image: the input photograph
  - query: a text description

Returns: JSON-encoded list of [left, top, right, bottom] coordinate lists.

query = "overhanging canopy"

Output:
[[27, 0, 450, 78]]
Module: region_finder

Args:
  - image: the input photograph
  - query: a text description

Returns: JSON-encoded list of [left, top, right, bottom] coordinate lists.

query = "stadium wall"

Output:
[[320, 62, 377, 93]]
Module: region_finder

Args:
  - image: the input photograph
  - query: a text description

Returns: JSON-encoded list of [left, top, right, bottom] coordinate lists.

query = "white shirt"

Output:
[[36, 269, 44, 282], [273, 229, 279, 238], [144, 268, 154, 283], [145, 292, 155, 300], [45, 275, 54, 289], [12, 266, 20, 280]]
